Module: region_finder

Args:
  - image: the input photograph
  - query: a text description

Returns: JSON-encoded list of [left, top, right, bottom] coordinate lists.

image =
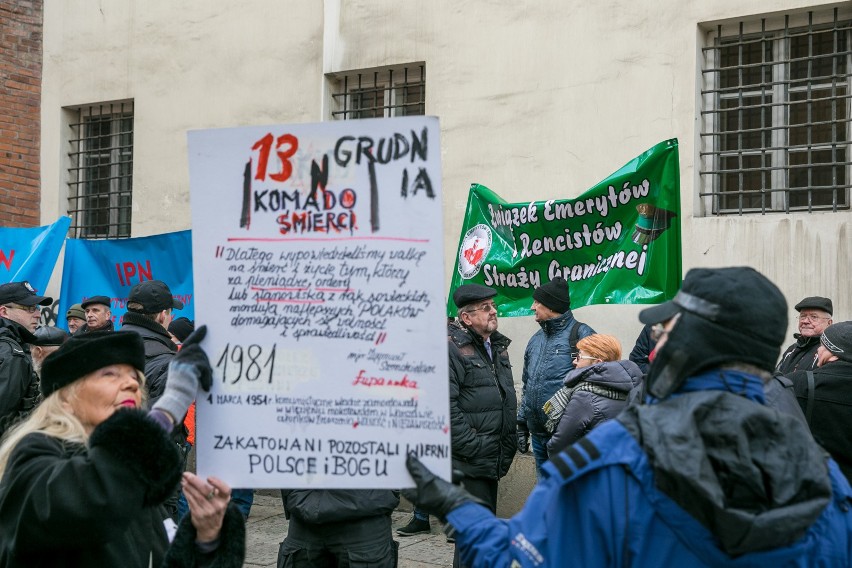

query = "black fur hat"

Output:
[[40, 331, 146, 397]]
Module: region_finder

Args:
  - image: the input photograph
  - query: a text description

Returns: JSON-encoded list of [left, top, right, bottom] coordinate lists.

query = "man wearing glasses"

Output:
[[0, 281, 52, 437], [445, 283, 517, 567], [776, 296, 833, 375]]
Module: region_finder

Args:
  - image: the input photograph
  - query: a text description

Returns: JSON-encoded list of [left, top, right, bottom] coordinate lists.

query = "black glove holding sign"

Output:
[[153, 325, 213, 422], [401, 452, 485, 522]]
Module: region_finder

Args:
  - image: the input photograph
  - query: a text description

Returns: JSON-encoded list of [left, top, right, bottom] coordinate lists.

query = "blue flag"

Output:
[[57, 230, 194, 329], [0, 217, 71, 292]]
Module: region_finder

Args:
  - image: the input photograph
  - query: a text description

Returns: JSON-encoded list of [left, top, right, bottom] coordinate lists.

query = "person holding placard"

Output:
[[0, 328, 246, 566]]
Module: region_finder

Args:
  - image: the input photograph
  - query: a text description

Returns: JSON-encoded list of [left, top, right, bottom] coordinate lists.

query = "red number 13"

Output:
[[252, 133, 299, 182]]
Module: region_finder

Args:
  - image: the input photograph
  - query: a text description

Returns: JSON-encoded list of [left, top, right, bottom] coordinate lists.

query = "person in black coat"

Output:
[[277, 489, 400, 566], [0, 329, 245, 567], [776, 296, 833, 375], [789, 321, 852, 483], [0, 281, 52, 438]]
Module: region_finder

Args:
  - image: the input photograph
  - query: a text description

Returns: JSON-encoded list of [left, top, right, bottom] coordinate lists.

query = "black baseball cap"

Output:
[[0, 281, 52, 307], [127, 280, 184, 312]]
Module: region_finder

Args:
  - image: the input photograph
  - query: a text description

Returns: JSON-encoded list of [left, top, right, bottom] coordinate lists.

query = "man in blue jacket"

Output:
[[403, 267, 852, 567], [518, 276, 594, 478]]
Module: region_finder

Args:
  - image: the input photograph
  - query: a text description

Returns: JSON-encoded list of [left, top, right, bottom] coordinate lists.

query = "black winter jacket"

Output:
[[281, 489, 399, 524], [448, 320, 517, 480], [0, 318, 39, 438], [628, 324, 656, 374], [0, 409, 245, 567], [776, 334, 821, 375], [120, 312, 177, 406], [790, 359, 852, 483], [75, 319, 116, 335], [547, 360, 643, 455]]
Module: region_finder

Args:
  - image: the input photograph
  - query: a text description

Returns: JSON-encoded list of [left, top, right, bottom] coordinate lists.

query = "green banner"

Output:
[[448, 139, 681, 317]]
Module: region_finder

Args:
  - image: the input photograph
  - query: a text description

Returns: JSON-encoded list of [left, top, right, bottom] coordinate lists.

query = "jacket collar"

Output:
[[538, 309, 574, 334], [0, 316, 37, 344]]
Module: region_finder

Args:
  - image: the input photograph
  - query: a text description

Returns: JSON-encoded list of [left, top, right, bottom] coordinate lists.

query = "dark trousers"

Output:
[[453, 477, 498, 568], [278, 513, 398, 568]]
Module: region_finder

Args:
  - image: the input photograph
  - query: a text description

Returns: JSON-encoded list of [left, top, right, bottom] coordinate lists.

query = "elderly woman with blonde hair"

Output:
[[0, 328, 245, 567], [544, 333, 643, 455]]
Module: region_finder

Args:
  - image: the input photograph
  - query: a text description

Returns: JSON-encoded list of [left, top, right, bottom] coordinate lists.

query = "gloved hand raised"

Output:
[[517, 420, 530, 454], [153, 325, 213, 422], [401, 452, 484, 521]]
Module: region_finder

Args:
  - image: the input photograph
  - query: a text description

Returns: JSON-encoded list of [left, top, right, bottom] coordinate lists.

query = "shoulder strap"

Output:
[[569, 320, 583, 356], [805, 371, 815, 425]]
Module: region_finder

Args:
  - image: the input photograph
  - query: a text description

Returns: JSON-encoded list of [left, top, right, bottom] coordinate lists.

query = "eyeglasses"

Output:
[[3, 304, 40, 314], [572, 354, 600, 362], [466, 302, 497, 314], [798, 314, 830, 323]]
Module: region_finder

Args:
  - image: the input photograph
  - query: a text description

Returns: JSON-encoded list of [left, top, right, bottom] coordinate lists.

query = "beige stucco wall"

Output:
[[40, 0, 850, 412]]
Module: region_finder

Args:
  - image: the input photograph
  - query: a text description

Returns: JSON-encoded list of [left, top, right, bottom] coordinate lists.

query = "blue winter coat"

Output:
[[519, 311, 594, 436], [448, 371, 852, 567]]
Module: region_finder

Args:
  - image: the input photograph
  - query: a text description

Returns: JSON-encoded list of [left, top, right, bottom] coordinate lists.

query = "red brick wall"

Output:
[[0, 0, 42, 227]]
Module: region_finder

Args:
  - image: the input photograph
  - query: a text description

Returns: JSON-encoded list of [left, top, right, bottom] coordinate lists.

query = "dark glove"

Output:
[[517, 420, 530, 454], [153, 325, 212, 421], [401, 453, 484, 521]]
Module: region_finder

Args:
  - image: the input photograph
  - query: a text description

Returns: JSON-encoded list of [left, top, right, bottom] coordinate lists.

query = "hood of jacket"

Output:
[[619, 387, 833, 556], [564, 360, 643, 393]]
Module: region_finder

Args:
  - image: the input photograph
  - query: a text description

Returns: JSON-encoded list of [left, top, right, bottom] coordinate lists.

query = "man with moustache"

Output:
[[446, 284, 517, 567], [79, 295, 115, 333], [0, 281, 52, 436]]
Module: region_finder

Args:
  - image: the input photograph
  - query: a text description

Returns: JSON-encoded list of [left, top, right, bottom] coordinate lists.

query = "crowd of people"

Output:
[[0, 266, 849, 566]]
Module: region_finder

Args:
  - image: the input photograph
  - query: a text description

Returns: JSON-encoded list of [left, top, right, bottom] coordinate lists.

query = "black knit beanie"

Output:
[[533, 277, 571, 314], [40, 330, 146, 397]]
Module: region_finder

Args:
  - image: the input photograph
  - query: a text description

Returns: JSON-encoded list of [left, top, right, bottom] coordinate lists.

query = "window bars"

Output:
[[330, 65, 425, 120], [67, 102, 134, 238], [700, 8, 851, 214]]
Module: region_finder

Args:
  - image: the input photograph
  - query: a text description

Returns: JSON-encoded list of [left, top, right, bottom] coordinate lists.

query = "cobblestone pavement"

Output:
[[244, 492, 455, 567]]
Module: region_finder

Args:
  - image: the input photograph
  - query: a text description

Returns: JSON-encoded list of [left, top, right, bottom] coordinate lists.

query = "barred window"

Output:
[[67, 102, 133, 238], [699, 8, 851, 214], [329, 64, 425, 120]]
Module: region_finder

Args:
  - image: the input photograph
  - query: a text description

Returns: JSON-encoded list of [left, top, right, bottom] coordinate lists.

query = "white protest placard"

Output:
[[187, 116, 449, 488]]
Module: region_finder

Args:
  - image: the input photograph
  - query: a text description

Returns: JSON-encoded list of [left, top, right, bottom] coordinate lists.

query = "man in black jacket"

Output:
[[446, 284, 517, 567], [79, 295, 115, 333], [790, 321, 852, 483], [0, 281, 51, 437], [776, 296, 833, 375], [277, 489, 399, 567], [120, 279, 187, 520], [120, 280, 184, 405]]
